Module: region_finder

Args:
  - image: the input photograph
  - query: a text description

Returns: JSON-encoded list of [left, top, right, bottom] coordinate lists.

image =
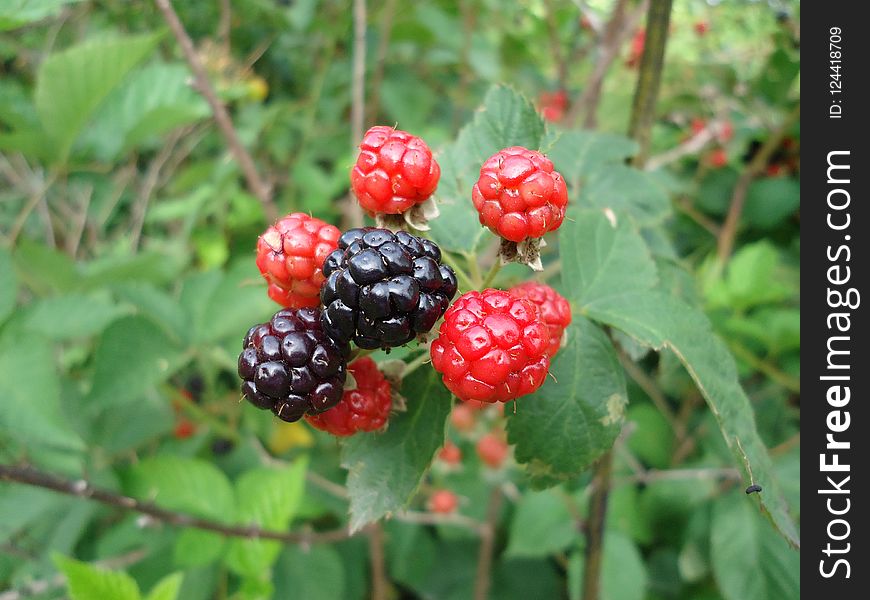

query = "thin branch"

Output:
[[569, 0, 648, 128], [613, 466, 742, 487], [716, 103, 801, 264], [0, 464, 352, 545], [367, 0, 398, 124], [628, 0, 675, 166], [473, 487, 503, 600], [543, 0, 568, 89], [152, 0, 276, 221], [395, 510, 485, 533], [130, 128, 186, 250], [581, 451, 613, 600], [616, 348, 678, 433], [645, 120, 728, 171], [367, 523, 388, 600]]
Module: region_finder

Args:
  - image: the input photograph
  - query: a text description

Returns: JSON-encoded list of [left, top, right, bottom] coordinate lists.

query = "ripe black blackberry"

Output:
[[238, 307, 350, 422], [320, 228, 458, 349]]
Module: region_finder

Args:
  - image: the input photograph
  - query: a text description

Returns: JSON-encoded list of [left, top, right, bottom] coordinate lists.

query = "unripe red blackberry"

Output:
[[305, 357, 392, 436], [509, 282, 571, 357], [430, 289, 551, 403], [238, 307, 350, 422], [255, 213, 340, 308], [471, 146, 568, 243], [351, 126, 440, 215]]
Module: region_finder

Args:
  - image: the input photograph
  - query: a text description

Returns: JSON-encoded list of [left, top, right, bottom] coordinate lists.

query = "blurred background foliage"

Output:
[[0, 0, 798, 599]]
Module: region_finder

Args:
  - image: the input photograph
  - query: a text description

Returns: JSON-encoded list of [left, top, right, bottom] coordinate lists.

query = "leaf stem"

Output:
[[473, 487, 503, 600], [440, 249, 477, 291], [401, 350, 432, 378], [480, 260, 502, 290]]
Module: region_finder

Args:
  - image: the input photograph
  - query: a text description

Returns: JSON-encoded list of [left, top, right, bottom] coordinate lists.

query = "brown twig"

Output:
[[543, 0, 568, 89], [569, 0, 648, 128], [152, 0, 275, 221], [715, 103, 801, 264], [367, 522, 388, 600], [627, 0, 674, 166], [581, 451, 613, 600], [130, 128, 187, 250], [473, 487, 503, 600], [0, 464, 351, 545], [617, 348, 678, 433], [367, 0, 398, 124]]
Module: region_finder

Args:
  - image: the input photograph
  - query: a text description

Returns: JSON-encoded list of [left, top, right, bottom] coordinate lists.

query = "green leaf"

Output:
[[124, 456, 235, 520], [144, 572, 184, 600], [711, 495, 799, 600], [742, 177, 800, 229], [505, 490, 578, 558], [273, 545, 345, 600], [563, 211, 800, 547], [626, 404, 674, 469], [430, 85, 545, 253], [35, 32, 163, 162], [224, 459, 307, 577], [13, 239, 80, 294], [22, 293, 130, 339], [80, 62, 209, 160], [88, 315, 187, 408], [0, 247, 17, 324], [543, 130, 638, 185], [507, 318, 627, 486], [53, 554, 141, 600], [0, 0, 82, 31], [341, 368, 452, 532], [0, 330, 84, 451], [173, 529, 225, 568], [195, 260, 275, 343], [561, 210, 658, 306]]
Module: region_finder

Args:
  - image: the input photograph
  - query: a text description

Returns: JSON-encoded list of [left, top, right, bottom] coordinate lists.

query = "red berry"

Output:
[[450, 403, 477, 432], [430, 289, 551, 403], [428, 489, 458, 514], [305, 357, 392, 436], [718, 120, 734, 143], [477, 433, 509, 468], [173, 420, 196, 439], [438, 440, 462, 465], [626, 29, 645, 68], [350, 126, 441, 215], [509, 282, 572, 357], [256, 213, 340, 308], [694, 21, 709, 36], [471, 147, 568, 243], [708, 148, 728, 168], [539, 90, 568, 122], [690, 118, 706, 136], [766, 163, 784, 177]]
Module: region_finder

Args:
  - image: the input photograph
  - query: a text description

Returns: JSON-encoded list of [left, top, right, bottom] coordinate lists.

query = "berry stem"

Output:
[[401, 350, 431, 377], [464, 251, 484, 287], [480, 259, 502, 290], [439, 249, 476, 291]]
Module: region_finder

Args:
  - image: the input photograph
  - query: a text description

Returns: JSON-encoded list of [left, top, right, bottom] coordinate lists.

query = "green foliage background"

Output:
[[0, 1, 799, 599]]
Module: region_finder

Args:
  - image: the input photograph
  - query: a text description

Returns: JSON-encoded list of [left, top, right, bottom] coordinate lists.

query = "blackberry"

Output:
[[238, 307, 350, 422], [320, 228, 458, 349]]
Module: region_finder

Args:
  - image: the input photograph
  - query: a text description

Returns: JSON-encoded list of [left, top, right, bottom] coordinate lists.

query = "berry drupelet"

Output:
[[509, 282, 572, 357], [238, 307, 350, 422], [320, 228, 458, 350]]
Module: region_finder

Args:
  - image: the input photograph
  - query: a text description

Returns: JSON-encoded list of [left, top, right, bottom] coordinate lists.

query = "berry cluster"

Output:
[[239, 124, 572, 440], [321, 228, 457, 349]]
